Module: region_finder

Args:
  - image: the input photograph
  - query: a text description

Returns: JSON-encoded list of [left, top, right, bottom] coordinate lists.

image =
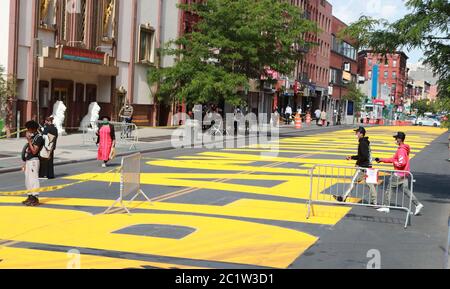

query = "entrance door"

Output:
[[51, 80, 74, 129], [53, 87, 69, 128], [86, 85, 97, 104]]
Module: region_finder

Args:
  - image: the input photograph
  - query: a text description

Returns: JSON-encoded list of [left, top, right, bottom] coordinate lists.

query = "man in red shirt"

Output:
[[375, 132, 424, 215]]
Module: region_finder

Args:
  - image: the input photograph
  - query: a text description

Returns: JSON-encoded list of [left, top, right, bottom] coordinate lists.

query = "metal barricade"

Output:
[[104, 152, 152, 214], [82, 121, 139, 150], [306, 165, 417, 228]]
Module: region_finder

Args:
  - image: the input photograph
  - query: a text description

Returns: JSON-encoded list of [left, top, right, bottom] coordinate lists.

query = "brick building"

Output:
[[358, 50, 409, 112], [329, 16, 358, 122], [281, 0, 333, 114]]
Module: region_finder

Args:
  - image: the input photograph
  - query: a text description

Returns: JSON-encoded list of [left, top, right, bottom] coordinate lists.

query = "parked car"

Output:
[[406, 115, 417, 124], [416, 117, 441, 127]]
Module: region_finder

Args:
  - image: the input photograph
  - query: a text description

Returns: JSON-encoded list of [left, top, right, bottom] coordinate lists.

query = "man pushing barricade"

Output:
[[334, 126, 377, 205], [375, 132, 424, 216]]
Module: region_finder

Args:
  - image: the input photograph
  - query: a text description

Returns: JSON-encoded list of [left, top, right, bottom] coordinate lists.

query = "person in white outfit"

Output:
[[285, 105, 293, 124]]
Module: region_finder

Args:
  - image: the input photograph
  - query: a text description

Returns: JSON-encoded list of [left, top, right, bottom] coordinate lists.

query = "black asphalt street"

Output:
[[0, 126, 449, 269]]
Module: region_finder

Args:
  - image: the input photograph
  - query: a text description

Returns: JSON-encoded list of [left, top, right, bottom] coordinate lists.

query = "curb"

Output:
[[0, 124, 358, 175]]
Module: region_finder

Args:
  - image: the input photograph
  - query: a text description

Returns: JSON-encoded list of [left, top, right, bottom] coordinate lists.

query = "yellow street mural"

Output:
[[0, 126, 446, 268]]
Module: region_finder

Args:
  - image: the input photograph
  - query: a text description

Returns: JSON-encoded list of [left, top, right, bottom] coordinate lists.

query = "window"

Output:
[[384, 71, 388, 79], [368, 70, 372, 79], [368, 59, 372, 66], [138, 26, 156, 64], [393, 60, 397, 68], [330, 68, 342, 85], [392, 72, 397, 79], [392, 84, 397, 92], [39, 0, 57, 28], [102, 0, 116, 40]]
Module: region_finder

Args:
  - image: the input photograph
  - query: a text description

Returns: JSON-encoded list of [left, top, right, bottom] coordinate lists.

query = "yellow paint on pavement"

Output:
[[0, 196, 351, 225], [0, 206, 318, 268], [0, 247, 206, 269]]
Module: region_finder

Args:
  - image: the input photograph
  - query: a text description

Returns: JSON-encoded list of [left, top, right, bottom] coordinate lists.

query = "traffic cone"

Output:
[[295, 115, 302, 129]]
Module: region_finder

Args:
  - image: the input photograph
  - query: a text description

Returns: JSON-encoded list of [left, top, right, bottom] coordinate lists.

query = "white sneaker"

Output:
[[414, 204, 424, 216], [102, 164, 107, 168], [377, 207, 390, 213]]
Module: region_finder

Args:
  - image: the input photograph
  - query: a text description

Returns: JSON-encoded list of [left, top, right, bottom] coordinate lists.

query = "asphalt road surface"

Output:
[[0, 126, 448, 269]]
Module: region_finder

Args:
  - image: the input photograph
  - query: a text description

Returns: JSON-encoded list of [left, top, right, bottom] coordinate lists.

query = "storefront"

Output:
[[38, 46, 118, 129]]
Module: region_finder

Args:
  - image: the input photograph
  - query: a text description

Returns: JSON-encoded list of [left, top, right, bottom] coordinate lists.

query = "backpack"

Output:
[[40, 133, 56, 159], [21, 133, 44, 161]]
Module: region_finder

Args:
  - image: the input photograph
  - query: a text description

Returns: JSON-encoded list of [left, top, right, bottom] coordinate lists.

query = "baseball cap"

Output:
[[393, 132, 406, 141], [354, 126, 366, 135]]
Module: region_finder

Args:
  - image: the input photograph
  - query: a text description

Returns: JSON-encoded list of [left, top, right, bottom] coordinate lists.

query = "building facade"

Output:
[[282, 0, 332, 114], [358, 50, 409, 113], [1, 0, 179, 130], [329, 16, 358, 123]]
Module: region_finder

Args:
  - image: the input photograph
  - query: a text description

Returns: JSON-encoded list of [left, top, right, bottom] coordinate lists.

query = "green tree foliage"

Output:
[[0, 65, 17, 137], [341, 82, 366, 113], [411, 99, 433, 116], [339, 0, 449, 98], [148, 0, 317, 107]]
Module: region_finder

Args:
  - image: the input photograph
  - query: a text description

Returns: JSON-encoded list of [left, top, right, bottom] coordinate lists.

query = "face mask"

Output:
[[103, 120, 109, 124]]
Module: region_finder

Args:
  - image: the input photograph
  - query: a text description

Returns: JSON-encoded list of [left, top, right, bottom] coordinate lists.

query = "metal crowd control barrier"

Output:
[[306, 165, 416, 228], [82, 121, 139, 150], [104, 152, 152, 214]]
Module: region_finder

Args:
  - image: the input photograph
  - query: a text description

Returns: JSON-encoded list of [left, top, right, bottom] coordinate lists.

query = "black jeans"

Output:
[[39, 152, 55, 179], [285, 113, 291, 124]]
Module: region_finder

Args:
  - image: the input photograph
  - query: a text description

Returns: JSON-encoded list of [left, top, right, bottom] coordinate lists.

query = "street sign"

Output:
[[372, 64, 379, 99], [373, 99, 385, 106]]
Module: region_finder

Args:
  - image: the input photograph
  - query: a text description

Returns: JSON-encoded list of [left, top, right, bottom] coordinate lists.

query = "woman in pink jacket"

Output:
[[375, 132, 424, 216]]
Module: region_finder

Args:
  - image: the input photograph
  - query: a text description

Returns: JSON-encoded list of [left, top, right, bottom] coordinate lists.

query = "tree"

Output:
[[339, 0, 450, 98], [0, 65, 17, 137], [341, 82, 366, 114], [411, 99, 433, 116], [148, 0, 317, 108]]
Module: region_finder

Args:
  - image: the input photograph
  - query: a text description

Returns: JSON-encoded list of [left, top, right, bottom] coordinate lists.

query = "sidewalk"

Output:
[[0, 123, 356, 174]]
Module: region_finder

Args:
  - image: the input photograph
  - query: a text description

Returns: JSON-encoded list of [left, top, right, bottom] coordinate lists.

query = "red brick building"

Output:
[[358, 50, 409, 109], [329, 16, 358, 120], [284, 0, 332, 113]]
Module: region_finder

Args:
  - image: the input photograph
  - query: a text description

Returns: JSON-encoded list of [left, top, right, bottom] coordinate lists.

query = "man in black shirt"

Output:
[[21, 120, 44, 206], [334, 127, 377, 204]]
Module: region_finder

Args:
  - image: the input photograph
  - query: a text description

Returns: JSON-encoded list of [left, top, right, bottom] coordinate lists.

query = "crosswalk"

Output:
[[0, 126, 445, 268]]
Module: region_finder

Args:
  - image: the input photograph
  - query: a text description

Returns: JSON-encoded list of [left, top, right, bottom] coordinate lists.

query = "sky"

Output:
[[328, 0, 424, 65]]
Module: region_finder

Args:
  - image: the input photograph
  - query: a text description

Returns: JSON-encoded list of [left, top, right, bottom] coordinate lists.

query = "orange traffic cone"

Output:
[[306, 114, 312, 127], [295, 115, 302, 129]]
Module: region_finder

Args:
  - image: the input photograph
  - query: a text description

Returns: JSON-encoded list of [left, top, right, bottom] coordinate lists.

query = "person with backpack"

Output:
[[39, 116, 58, 179], [334, 127, 377, 205], [21, 120, 45, 206]]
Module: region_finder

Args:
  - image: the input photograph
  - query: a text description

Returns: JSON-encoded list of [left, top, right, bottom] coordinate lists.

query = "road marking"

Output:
[[0, 206, 319, 268]]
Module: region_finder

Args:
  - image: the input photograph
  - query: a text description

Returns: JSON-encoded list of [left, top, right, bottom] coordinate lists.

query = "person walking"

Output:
[[320, 110, 327, 126], [39, 116, 58, 179], [21, 120, 45, 206], [96, 116, 116, 168], [334, 127, 377, 204], [315, 108, 321, 125], [375, 132, 424, 215], [285, 105, 292, 125]]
